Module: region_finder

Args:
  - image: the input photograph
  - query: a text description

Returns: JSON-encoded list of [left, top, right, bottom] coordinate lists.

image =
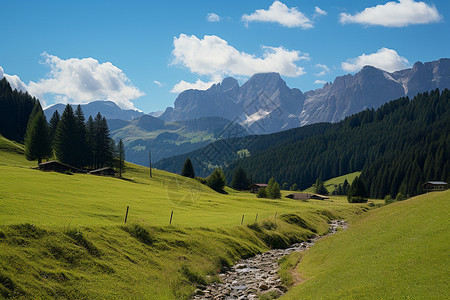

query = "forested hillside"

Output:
[[0, 78, 39, 142], [157, 89, 450, 198]]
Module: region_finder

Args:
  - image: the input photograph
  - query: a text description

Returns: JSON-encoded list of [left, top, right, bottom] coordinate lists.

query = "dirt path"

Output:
[[192, 220, 347, 300]]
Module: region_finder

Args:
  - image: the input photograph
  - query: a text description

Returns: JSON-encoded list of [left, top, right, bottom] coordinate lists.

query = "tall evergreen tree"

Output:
[[266, 177, 281, 199], [313, 178, 329, 195], [86, 116, 95, 168], [347, 176, 368, 203], [117, 139, 125, 177], [25, 110, 51, 164], [181, 158, 195, 178], [74, 105, 88, 167], [48, 110, 60, 145], [230, 166, 249, 190], [54, 104, 78, 166]]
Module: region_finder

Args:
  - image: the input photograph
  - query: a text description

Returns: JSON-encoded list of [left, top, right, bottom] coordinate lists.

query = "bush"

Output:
[[206, 168, 226, 192], [257, 187, 268, 198], [267, 177, 281, 199], [395, 192, 407, 201], [384, 195, 395, 205], [348, 196, 368, 203]]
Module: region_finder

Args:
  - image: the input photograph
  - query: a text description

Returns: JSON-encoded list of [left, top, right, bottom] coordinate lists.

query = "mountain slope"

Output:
[[159, 58, 450, 133], [44, 101, 144, 121], [156, 89, 450, 198], [283, 190, 450, 299], [110, 115, 248, 166]]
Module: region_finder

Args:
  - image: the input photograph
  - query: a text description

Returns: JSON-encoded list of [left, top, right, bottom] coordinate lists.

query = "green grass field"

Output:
[[0, 136, 376, 299], [282, 189, 450, 299], [303, 171, 360, 193]]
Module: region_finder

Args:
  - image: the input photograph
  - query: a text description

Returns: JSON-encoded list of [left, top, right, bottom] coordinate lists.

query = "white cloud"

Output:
[[172, 34, 308, 80], [153, 80, 163, 87], [170, 79, 217, 93], [314, 80, 327, 85], [207, 12, 220, 22], [339, 0, 442, 27], [315, 64, 330, 76], [26, 52, 144, 110], [242, 1, 313, 29], [0, 66, 28, 93], [314, 6, 327, 17], [342, 48, 410, 73]]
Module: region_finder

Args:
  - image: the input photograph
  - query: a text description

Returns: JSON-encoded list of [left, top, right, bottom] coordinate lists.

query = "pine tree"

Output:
[[347, 176, 368, 203], [206, 168, 226, 192], [230, 166, 249, 190], [117, 139, 125, 177], [266, 177, 281, 199], [54, 104, 78, 166], [48, 110, 60, 145], [74, 105, 88, 167], [313, 178, 329, 195], [25, 110, 51, 164], [181, 158, 195, 178], [86, 116, 95, 168]]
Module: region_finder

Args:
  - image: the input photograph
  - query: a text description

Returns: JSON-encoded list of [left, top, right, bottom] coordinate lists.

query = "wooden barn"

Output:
[[89, 167, 118, 177], [249, 183, 268, 193], [286, 193, 329, 201], [38, 161, 84, 173], [422, 181, 448, 192]]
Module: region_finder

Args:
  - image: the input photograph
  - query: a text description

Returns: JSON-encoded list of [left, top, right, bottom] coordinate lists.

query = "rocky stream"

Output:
[[192, 220, 347, 300]]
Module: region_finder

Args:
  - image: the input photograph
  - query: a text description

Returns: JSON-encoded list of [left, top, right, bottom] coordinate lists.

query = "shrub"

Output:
[[384, 195, 395, 205], [395, 192, 407, 201], [266, 177, 281, 199], [257, 187, 268, 198], [348, 196, 368, 203], [206, 168, 226, 192]]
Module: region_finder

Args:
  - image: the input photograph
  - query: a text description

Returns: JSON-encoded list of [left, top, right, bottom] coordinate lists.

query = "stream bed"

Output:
[[192, 220, 347, 300]]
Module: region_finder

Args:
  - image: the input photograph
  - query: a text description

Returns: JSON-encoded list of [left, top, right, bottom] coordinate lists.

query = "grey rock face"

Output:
[[162, 58, 450, 133]]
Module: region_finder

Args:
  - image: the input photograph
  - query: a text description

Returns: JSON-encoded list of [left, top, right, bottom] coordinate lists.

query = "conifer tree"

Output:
[[48, 110, 60, 145], [25, 110, 51, 164], [230, 166, 249, 190], [117, 139, 125, 177], [266, 177, 281, 199], [54, 104, 78, 166], [206, 168, 226, 192], [181, 158, 195, 178], [86, 116, 95, 168], [74, 105, 87, 166]]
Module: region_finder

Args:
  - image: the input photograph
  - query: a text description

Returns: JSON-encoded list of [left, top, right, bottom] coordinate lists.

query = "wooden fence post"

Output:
[[170, 211, 173, 225], [124, 206, 129, 224], [255, 213, 258, 223], [241, 214, 244, 225]]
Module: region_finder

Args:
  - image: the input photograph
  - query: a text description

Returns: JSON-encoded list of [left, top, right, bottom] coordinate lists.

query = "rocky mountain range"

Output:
[[160, 58, 450, 133], [44, 100, 144, 121]]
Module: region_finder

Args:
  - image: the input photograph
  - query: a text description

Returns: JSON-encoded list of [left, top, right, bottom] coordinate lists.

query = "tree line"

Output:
[[25, 102, 125, 174], [158, 89, 450, 199]]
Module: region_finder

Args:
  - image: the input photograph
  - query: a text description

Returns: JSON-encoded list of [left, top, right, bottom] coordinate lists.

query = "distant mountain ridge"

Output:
[[160, 58, 450, 133], [44, 101, 144, 121]]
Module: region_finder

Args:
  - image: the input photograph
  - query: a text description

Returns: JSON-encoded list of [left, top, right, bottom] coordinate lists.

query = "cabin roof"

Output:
[[89, 167, 117, 173], [422, 181, 448, 186], [249, 183, 268, 187]]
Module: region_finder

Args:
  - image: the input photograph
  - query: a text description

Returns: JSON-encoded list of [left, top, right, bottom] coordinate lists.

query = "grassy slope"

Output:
[[282, 190, 450, 299], [0, 138, 375, 299], [303, 171, 360, 193]]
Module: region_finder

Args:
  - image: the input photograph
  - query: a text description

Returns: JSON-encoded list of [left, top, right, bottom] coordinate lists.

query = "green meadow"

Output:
[[0, 135, 374, 299], [282, 189, 450, 299]]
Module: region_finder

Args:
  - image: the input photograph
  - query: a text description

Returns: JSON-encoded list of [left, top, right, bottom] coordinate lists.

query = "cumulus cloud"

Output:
[[339, 0, 442, 27], [314, 80, 327, 85], [26, 52, 144, 110], [172, 34, 308, 80], [242, 1, 313, 29], [314, 6, 327, 17], [315, 64, 330, 76], [0, 66, 28, 93], [170, 79, 217, 93], [342, 48, 410, 73], [207, 12, 220, 22]]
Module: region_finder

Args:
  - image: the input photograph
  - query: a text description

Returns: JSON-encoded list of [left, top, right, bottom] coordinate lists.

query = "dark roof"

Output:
[[249, 183, 268, 188], [38, 160, 75, 169], [422, 181, 448, 186], [89, 167, 117, 174]]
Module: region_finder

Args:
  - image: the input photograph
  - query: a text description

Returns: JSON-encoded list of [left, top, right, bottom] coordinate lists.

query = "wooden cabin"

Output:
[[422, 181, 448, 192], [38, 161, 84, 173], [89, 167, 118, 177], [286, 193, 329, 201], [249, 183, 268, 193]]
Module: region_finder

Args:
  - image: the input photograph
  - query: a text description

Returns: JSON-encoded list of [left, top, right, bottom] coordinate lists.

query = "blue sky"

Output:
[[1, 0, 449, 113]]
